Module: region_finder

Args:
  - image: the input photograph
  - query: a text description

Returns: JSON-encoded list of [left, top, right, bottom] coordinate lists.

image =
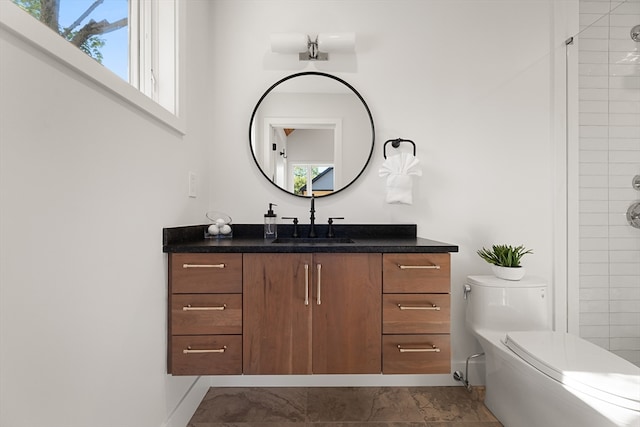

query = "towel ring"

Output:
[[383, 138, 416, 159]]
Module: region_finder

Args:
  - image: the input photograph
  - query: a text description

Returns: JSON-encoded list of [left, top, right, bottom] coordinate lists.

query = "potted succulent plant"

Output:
[[477, 244, 533, 281]]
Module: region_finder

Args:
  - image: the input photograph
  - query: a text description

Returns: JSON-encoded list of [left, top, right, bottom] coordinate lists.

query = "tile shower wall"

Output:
[[578, 0, 640, 365]]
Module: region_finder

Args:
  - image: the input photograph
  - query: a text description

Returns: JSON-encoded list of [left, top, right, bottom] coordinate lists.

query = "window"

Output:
[[2, 0, 182, 131], [13, 0, 130, 80], [294, 165, 335, 196], [129, 0, 179, 114]]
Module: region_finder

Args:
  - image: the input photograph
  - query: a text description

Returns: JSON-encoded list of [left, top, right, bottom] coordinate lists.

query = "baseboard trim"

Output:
[[162, 377, 209, 427], [208, 373, 464, 387]]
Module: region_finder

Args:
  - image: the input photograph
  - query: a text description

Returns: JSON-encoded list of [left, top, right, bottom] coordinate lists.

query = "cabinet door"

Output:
[[382, 294, 450, 334], [172, 294, 242, 335], [171, 335, 242, 375], [243, 253, 313, 374], [382, 334, 450, 374], [170, 253, 242, 293], [312, 253, 382, 374], [383, 253, 450, 293]]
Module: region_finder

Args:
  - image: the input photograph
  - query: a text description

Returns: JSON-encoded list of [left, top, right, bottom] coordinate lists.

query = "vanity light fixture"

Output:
[[270, 32, 355, 61]]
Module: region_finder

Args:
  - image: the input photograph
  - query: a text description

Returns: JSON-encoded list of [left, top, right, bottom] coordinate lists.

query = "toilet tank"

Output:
[[465, 275, 551, 333]]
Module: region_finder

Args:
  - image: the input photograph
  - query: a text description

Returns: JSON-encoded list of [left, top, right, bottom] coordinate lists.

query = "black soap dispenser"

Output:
[[264, 203, 278, 239]]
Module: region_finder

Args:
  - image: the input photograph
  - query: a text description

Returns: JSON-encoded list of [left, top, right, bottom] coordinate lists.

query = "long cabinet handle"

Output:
[[316, 264, 322, 305], [304, 264, 310, 306], [398, 264, 440, 270], [397, 345, 440, 353], [397, 304, 440, 311], [183, 346, 227, 354], [182, 263, 225, 269], [182, 304, 226, 311]]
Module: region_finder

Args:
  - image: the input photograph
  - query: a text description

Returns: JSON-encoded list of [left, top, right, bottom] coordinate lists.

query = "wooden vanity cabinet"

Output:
[[243, 253, 382, 375], [168, 253, 243, 375], [167, 250, 451, 376], [381, 253, 451, 374]]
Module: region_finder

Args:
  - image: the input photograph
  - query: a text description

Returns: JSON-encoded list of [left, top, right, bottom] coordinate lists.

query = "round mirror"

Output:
[[249, 72, 375, 198]]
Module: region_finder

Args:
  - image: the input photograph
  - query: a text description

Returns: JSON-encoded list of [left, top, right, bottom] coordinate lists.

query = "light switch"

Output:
[[188, 172, 197, 198]]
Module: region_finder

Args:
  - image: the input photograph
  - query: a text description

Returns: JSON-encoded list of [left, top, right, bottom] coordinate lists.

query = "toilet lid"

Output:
[[504, 330, 640, 411]]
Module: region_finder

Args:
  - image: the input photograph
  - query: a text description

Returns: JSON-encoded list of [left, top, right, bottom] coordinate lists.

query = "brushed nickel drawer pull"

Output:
[[183, 304, 227, 311], [316, 264, 322, 305], [182, 263, 226, 268], [397, 345, 440, 353], [397, 304, 440, 311], [398, 264, 440, 270], [304, 264, 310, 306], [183, 346, 227, 354]]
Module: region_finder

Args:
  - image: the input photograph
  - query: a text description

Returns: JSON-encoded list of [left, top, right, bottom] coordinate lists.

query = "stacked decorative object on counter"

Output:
[[205, 211, 233, 239]]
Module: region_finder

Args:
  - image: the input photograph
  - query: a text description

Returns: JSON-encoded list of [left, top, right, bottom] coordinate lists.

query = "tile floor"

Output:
[[188, 386, 503, 426]]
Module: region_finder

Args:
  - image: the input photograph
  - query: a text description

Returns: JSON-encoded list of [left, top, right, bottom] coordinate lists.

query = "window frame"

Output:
[[0, 0, 185, 134]]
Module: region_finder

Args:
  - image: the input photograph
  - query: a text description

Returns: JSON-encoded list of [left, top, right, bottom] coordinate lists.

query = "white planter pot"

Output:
[[491, 265, 525, 281]]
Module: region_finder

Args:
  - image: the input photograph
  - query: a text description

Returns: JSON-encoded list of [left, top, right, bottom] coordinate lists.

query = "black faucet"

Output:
[[309, 195, 316, 238], [281, 217, 299, 237], [327, 217, 344, 238]]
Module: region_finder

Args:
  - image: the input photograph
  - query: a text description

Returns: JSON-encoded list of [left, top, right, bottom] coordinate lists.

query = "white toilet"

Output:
[[465, 275, 640, 427]]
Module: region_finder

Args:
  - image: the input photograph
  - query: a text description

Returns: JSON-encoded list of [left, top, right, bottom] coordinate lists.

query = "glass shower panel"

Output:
[[577, 0, 640, 366]]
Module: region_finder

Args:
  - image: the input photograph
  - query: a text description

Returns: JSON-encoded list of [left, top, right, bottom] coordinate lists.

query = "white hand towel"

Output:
[[378, 152, 422, 205]]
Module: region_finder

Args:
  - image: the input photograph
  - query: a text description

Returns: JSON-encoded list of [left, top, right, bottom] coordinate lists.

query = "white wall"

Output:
[[0, 2, 212, 427], [0, 0, 578, 425], [207, 0, 573, 385]]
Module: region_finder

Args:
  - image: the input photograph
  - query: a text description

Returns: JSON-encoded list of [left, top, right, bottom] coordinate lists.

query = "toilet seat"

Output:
[[504, 330, 640, 411]]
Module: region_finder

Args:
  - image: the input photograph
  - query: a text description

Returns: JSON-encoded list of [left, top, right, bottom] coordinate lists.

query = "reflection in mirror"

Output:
[[249, 72, 374, 197]]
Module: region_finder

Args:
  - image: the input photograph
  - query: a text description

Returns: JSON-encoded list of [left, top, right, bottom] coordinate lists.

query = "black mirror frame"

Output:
[[249, 71, 375, 198]]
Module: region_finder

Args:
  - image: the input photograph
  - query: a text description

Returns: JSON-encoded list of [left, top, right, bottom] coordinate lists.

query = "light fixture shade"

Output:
[[317, 32, 356, 53], [270, 33, 307, 54]]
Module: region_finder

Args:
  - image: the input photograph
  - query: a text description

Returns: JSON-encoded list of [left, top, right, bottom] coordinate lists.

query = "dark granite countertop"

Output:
[[163, 224, 458, 254]]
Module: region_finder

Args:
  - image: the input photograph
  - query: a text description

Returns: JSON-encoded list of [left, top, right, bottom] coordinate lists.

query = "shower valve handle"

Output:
[[627, 202, 640, 229]]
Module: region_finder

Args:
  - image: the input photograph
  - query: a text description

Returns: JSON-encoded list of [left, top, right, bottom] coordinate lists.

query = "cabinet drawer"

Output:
[[382, 334, 450, 374], [383, 253, 450, 293], [170, 253, 242, 293], [170, 335, 242, 375], [172, 294, 242, 335], [383, 294, 450, 334]]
